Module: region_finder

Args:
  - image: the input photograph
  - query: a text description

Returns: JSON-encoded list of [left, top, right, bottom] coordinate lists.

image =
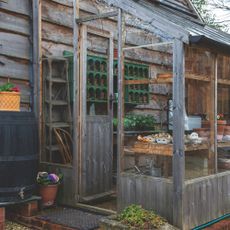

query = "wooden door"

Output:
[[78, 26, 114, 201]]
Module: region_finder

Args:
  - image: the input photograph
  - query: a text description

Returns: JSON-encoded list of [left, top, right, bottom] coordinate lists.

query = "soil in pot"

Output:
[[39, 184, 58, 207]]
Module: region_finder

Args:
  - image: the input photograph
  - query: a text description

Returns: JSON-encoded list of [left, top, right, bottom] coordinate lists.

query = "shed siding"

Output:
[[0, 0, 32, 109]]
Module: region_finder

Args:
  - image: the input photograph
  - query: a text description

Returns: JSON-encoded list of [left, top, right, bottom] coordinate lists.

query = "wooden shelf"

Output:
[[186, 73, 210, 82], [218, 141, 230, 148], [125, 73, 211, 85], [218, 79, 230, 86], [125, 141, 209, 157], [45, 100, 68, 105], [155, 73, 210, 83]]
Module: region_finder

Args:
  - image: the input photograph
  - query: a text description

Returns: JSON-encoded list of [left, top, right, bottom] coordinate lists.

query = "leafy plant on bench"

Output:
[[113, 114, 156, 131]]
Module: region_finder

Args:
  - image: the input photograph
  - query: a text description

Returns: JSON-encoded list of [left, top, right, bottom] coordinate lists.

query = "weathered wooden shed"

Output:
[[1, 0, 230, 229]]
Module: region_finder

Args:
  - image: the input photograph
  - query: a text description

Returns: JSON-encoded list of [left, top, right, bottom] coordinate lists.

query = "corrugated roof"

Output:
[[107, 0, 230, 51], [138, 0, 230, 47]]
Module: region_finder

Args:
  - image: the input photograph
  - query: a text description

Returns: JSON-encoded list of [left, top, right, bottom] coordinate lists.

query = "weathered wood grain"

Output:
[[172, 39, 185, 228], [120, 172, 230, 229], [42, 21, 73, 45], [80, 116, 113, 197], [42, 0, 73, 27], [119, 173, 173, 222], [0, 10, 30, 35], [0, 32, 30, 60], [0, 55, 30, 80], [184, 172, 230, 229], [0, 0, 30, 16]]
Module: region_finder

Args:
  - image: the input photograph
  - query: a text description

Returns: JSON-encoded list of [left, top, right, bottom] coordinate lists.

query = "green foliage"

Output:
[[113, 114, 156, 131], [192, 0, 228, 31], [117, 205, 166, 229], [0, 83, 14, 92]]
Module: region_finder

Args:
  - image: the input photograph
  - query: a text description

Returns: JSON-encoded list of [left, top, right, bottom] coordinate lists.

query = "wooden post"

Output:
[[109, 34, 114, 162], [32, 0, 41, 159], [172, 39, 185, 229], [73, 0, 80, 202], [79, 25, 87, 198], [117, 8, 125, 209], [214, 55, 218, 173]]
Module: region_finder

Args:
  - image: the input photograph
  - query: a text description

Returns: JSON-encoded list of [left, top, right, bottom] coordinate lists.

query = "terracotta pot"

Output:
[[39, 184, 58, 207], [193, 128, 210, 140], [217, 120, 226, 141]]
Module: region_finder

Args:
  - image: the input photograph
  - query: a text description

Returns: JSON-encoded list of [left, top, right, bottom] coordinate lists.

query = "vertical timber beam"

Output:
[[214, 55, 218, 173], [79, 25, 87, 197], [208, 53, 217, 174], [32, 0, 41, 158], [109, 34, 114, 171], [172, 39, 185, 229], [117, 8, 125, 210], [73, 0, 80, 202]]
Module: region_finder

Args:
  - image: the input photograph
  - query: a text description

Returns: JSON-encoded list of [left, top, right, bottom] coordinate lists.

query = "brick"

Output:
[[13, 201, 38, 217], [0, 222, 5, 230], [0, 208, 5, 223], [31, 218, 45, 229]]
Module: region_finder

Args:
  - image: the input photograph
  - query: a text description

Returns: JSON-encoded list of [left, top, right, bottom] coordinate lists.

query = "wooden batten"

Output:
[[117, 8, 125, 193], [72, 0, 80, 202], [172, 39, 185, 229]]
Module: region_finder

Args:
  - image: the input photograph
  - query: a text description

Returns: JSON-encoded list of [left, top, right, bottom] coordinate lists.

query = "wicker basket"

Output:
[[0, 92, 20, 111]]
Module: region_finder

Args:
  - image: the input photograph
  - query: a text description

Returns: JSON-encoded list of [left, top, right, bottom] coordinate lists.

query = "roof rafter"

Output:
[[107, 0, 190, 43]]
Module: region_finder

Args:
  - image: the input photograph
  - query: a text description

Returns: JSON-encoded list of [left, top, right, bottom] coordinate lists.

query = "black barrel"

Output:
[[0, 112, 38, 202]]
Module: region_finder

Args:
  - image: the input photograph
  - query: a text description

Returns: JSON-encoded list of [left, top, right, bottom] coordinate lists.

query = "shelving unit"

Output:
[[42, 57, 72, 164], [87, 56, 108, 102], [114, 61, 150, 104], [63, 51, 150, 106]]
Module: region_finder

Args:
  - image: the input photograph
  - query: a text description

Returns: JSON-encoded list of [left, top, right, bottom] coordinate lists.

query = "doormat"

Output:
[[37, 207, 105, 230]]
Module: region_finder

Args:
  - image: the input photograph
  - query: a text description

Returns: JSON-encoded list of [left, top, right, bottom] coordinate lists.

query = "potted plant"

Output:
[[217, 113, 226, 141], [0, 82, 20, 111], [37, 172, 62, 207], [100, 205, 177, 230]]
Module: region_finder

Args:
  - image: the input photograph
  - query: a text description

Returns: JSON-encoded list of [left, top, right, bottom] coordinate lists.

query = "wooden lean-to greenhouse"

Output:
[[27, 0, 230, 229]]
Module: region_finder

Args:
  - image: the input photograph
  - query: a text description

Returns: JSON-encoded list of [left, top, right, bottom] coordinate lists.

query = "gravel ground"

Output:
[[5, 221, 31, 230]]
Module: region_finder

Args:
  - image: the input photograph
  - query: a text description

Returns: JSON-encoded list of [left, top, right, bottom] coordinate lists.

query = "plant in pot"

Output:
[[37, 172, 62, 207], [217, 113, 226, 141], [0, 82, 20, 111]]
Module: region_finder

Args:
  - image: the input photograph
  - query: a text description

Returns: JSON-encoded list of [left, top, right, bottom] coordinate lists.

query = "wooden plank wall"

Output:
[[119, 173, 173, 223], [184, 172, 230, 229], [0, 0, 32, 110], [80, 116, 113, 198], [120, 172, 230, 229], [41, 0, 173, 130]]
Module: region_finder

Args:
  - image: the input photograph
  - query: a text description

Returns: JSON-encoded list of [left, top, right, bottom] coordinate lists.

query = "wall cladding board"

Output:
[[42, 21, 73, 45], [0, 0, 32, 110], [42, 0, 73, 27], [0, 56, 30, 80], [0, 0, 30, 16], [0, 32, 30, 60], [42, 41, 73, 56], [0, 10, 30, 36]]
